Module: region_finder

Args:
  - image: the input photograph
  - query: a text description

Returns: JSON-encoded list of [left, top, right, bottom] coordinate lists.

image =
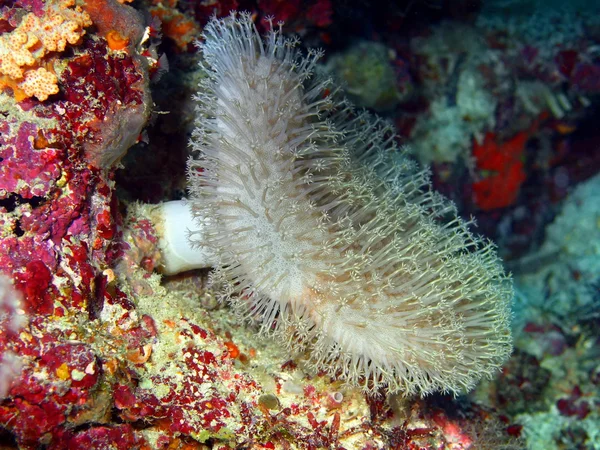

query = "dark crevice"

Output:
[[13, 220, 24, 237], [0, 427, 18, 448], [0, 193, 45, 212]]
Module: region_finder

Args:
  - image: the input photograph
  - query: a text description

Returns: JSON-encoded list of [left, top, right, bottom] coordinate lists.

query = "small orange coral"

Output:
[[106, 30, 129, 51], [471, 131, 528, 211], [0, 0, 92, 100], [19, 67, 59, 100], [82, 0, 146, 52], [149, 5, 198, 50], [471, 115, 545, 210]]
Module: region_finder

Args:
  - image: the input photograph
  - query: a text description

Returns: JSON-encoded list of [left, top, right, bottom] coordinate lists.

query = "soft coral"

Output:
[[471, 130, 528, 211]]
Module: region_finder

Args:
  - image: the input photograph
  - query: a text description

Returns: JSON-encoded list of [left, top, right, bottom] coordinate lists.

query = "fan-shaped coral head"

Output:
[[188, 12, 513, 396]]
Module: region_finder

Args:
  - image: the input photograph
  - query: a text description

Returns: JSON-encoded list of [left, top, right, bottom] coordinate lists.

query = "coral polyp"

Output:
[[188, 13, 513, 396]]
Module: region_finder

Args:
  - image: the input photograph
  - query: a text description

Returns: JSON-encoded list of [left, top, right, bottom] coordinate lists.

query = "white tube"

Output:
[[156, 200, 214, 275]]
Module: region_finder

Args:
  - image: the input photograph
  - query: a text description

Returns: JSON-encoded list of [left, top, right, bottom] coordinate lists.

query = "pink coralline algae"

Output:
[[0, 0, 154, 448], [61, 37, 150, 168], [51, 424, 145, 449], [0, 341, 100, 446], [112, 322, 245, 435], [0, 121, 61, 199]]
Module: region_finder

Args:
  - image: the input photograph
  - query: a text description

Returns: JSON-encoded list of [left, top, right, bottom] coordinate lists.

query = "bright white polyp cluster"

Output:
[[188, 12, 513, 396]]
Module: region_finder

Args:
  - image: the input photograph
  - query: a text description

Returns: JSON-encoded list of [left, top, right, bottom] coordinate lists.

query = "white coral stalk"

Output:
[[188, 13, 512, 396], [155, 200, 214, 275]]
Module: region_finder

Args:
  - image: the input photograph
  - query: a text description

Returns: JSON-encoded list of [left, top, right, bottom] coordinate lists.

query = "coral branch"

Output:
[[0, 0, 91, 100]]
